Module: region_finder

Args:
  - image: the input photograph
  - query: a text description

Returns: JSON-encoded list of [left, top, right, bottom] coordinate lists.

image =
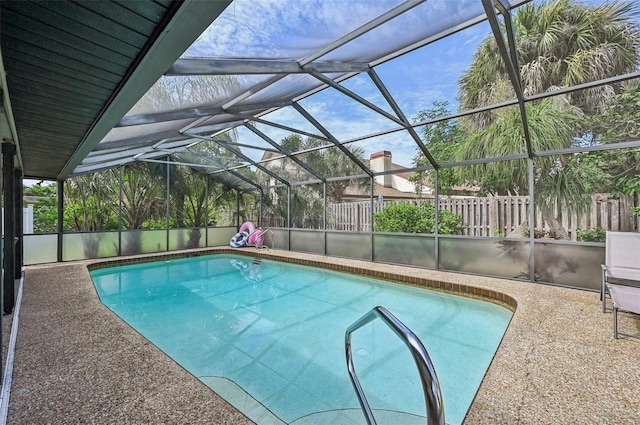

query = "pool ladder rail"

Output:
[[345, 306, 445, 425]]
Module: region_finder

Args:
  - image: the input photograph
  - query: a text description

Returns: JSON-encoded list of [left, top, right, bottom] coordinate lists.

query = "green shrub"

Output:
[[141, 217, 176, 230], [373, 202, 465, 234], [576, 227, 606, 242]]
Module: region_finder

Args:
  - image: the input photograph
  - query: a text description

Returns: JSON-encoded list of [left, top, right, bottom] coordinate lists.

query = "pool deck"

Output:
[[8, 247, 640, 424]]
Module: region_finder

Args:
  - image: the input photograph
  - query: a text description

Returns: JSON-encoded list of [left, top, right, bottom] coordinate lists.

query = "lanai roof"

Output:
[[2, 0, 639, 191]]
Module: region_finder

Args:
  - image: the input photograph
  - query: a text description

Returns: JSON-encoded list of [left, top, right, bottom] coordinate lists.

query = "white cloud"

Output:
[[178, 0, 491, 172], [189, 0, 406, 59]]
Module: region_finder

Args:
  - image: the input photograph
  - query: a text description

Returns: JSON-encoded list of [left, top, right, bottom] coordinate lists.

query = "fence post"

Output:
[[619, 195, 634, 231], [510, 198, 516, 230], [611, 198, 620, 231], [489, 197, 498, 236]]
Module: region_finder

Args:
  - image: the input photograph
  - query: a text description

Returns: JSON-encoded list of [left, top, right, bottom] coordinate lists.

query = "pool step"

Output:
[[253, 258, 262, 265]]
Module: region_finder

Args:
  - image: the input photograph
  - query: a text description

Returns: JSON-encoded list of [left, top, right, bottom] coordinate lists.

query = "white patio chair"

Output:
[[601, 231, 640, 313], [607, 283, 640, 339]]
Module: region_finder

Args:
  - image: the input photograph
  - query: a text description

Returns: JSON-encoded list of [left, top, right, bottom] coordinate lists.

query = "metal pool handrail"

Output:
[[345, 306, 445, 425], [254, 228, 274, 250]]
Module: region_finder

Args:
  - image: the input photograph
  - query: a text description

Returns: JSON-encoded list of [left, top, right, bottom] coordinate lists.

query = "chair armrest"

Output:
[[608, 284, 640, 314], [607, 267, 640, 281]]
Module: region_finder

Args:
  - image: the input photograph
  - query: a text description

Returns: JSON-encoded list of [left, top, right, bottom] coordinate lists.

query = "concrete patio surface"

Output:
[[7, 248, 640, 424]]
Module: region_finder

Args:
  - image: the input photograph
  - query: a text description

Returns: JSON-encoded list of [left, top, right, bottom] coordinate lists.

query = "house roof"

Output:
[[343, 182, 423, 200]]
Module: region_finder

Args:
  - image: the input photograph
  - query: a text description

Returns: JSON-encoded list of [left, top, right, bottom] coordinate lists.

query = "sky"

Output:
[[179, 0, 637, 170], [182, 0, 492, 168]]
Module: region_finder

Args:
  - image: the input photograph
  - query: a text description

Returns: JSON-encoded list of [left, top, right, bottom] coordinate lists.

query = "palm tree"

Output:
[[130, 74, 241, 115], [259, 134, 368, 228], [452, 0, 640, 237], [64, 171, 119, 257], [459, 0, 640, 129], [457, 97, 583, 195], [127, 73, 243, 241], [116, 163, 165, 254], [118, 163, 164, 229], [304, 140, 368, 203], [64, 172, 118, 233]]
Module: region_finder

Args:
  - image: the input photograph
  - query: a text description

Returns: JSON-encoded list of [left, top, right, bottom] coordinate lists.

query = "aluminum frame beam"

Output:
[[367, 68, 439, 169], [187, 133, 290, 186], [72, 157, 138, 175], [82, 138, 205, 164], [136, 156, 254, 191], [117, 100, 291, 127], [309, 70, 405, 127], [59, 0, 234, 179], [526, 70, 640, 102], [182, 120, 246, 136], [482, 0, 534, 157], [82, 146, 157, 164], [91, 130, 185, 152], [244, 122, 326, 181], [293, 103, 373, 177], [222, 74, 286, 110], [205, 138, 282, 155], [298, 0, 427, 67], [230, 113, 331, 142], [186, 150, 261, 191], [167, 58, 370, 76]]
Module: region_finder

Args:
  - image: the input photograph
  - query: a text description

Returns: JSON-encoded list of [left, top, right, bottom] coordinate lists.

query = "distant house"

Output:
[[258, 148, 476, 204], [342, 150, 432, 202], [259, 148, 434, 201]]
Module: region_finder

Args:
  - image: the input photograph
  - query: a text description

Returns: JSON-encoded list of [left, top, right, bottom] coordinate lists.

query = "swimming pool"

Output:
[[90, 254, 512, 424]]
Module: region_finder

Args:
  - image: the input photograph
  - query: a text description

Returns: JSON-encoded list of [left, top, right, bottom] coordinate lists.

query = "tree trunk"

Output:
[[175, 191, 186, 227], [541, 211, 568, 240]]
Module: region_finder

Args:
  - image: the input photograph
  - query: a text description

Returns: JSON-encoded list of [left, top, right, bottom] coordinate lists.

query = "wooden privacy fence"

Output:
[[328, 194, 636, 240]]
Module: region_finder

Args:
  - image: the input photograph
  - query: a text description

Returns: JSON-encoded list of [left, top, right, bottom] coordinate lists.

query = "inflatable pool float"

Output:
[[230, 231, 249, 248], [230, 221, 256, 248], [248, 227, 265, 247]]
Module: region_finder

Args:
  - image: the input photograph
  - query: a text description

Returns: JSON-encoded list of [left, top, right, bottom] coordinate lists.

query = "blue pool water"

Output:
[[90, 254, 512, 424]]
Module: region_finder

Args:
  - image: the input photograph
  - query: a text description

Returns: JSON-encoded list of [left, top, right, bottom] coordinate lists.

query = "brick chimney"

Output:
[[370, 150, 392, 187]]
